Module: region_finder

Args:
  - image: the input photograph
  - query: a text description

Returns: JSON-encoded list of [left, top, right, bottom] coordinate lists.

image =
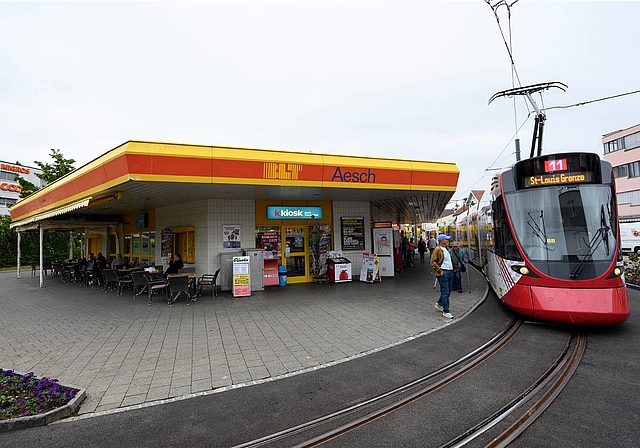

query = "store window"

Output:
[[255, 226, 281, 256], [121, 231, 156, 267]]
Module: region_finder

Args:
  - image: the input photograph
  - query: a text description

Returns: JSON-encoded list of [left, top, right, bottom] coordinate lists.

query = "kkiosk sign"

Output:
[[267, 206, 323, 220]]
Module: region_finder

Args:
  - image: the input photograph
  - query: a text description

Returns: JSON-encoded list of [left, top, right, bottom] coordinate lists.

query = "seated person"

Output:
[[96, 252, 108, 269], [165, 253, 184, 276], [111, 254, 128, 270]]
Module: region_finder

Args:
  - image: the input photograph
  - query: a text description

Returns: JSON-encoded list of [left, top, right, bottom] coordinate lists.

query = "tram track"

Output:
[[233, 320, 586, 448]]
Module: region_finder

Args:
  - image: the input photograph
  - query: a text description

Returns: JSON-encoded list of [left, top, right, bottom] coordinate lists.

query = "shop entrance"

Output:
[[255, 223, 332, 284], [284, 227, 306, 281]]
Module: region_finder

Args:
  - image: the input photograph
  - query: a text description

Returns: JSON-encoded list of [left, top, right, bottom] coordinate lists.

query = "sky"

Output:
[[1, 0, 638, 206]]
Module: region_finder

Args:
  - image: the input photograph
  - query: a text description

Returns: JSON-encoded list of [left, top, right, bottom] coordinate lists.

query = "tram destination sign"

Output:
[[515, 153, 602, 190], [523, 171, 593, 188]]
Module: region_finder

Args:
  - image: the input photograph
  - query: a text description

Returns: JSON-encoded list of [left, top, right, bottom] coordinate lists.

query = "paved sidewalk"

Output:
[[0, 259, 486, 417]]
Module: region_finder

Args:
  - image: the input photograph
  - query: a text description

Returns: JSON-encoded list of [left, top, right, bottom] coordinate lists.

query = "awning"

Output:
[[10, 198, 91, 229]]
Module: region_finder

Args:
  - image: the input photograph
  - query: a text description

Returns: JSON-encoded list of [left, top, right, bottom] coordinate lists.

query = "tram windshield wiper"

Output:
[[570, 206, 610, 279], [600, 204, 610, 257], [527, 211, 547, 245]]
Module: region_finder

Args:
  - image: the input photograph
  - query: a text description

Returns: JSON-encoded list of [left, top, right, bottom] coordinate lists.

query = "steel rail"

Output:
[[233, 318, 522, 448], [487, 332, 587, 447], [439, 332, 586, 448]]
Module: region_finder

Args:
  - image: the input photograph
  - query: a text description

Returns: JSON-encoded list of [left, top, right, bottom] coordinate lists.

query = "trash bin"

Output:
[[327, 257, 352, 283], [278, 265, 287, 286]]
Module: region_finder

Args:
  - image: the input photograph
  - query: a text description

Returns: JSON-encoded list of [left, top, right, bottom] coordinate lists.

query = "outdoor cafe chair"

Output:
[[102, 269, 133, 297], [52, 263, 64, 279], [167, 275, 191, 307], [131, 271, 167, 304], [42, 261, 53, 276], [131, 271, 153, 298], [197, 269, 220, 298]]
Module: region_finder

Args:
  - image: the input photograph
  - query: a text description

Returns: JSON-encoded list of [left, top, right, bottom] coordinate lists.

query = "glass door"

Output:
[[284, 227, 307, 282]]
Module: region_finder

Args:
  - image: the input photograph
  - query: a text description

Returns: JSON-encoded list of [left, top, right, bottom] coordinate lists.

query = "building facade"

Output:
[[10, 141, 459, 287], [0, 161, 43, 216], [602, 123, 640, 222]]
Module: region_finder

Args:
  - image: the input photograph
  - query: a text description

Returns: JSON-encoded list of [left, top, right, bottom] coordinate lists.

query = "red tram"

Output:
[[459, 152, 630, 325]]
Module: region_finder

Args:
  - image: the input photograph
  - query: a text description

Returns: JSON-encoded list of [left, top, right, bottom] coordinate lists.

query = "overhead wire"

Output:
[[450, 0, 531, 203], [544, 89, 640, 111], [454, 113, 532, 202]]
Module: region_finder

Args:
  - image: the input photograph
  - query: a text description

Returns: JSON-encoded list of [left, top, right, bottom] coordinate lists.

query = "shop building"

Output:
[[1, 161, 43, 216], [10, 141, 459, 285]]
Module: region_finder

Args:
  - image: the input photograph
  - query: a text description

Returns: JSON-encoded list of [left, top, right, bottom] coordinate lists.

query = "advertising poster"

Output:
[[373, 228, 393, 256], [232, 255, 251, 297], [259, 231, 279, 258], [359, 252, 381, 283], [341, 217, 365, 251], [160, 228, 173, 264], [223, 225, 242, 249]]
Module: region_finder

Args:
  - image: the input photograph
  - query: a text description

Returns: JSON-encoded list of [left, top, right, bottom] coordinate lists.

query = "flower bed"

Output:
[[0, 368, 85, 432], [625, 253, 640, 286]]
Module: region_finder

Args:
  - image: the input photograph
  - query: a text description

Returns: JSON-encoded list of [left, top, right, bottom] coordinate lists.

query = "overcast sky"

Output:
[[1, 1, 638, 206]]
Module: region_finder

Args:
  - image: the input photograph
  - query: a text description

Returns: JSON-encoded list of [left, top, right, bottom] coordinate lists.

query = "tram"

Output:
[[459, 152, 630, 325]]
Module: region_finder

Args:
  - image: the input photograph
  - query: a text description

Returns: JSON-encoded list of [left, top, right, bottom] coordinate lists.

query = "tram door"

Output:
[[284, 227, 307, 283]]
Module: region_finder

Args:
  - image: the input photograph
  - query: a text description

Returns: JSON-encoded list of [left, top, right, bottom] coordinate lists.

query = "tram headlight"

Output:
[[510, 265, 535, 276], [614, 267, 622, 277]]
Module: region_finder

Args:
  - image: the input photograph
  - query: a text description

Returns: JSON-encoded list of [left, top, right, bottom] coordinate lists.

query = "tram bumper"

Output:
[[530, 285, 630, 325]]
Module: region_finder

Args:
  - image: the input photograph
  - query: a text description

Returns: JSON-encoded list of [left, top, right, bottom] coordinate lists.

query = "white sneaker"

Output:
[[434, 304, 443, 312], [442, 312, 454, 319]]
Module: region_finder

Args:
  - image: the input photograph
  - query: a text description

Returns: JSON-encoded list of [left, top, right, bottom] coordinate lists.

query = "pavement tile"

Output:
[[121, 393, 147, 407], [1, 264, 484, 415]]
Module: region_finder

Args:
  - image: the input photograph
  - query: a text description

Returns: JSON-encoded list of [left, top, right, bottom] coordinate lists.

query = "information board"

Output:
[[341, 217, 365, 250], [233, 256, 251, 297]]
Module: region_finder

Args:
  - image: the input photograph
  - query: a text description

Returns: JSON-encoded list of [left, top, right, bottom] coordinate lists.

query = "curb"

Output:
[[0, 371, 86, 433]]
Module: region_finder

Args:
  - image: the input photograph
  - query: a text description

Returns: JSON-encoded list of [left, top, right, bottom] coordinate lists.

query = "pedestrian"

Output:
[[401, 235, 408, 264], [418, 237, 427, 260], [427, 235, 437, 252], [449, 242, 469, 293], [407, 237, 416, 265], [430, 234, 454, 319]]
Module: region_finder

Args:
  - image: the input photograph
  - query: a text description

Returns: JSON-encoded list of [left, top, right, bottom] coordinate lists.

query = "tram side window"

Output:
[[492, 196, 522, 261]]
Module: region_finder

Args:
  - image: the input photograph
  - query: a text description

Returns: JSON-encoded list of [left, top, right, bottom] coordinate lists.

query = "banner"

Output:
[[232, 256, 251, 297], [359, 252, 381, 283]]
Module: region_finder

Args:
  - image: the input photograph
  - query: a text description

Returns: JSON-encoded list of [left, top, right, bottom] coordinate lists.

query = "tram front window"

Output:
[[504, 184, 617, 278]]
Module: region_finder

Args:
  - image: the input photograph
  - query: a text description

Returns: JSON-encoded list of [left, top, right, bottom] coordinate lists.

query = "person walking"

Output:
[[430, 234, 454, 319], [427, 235, 437, 254], [449, 242, 469, 293], [417, 237, 427, 260], [407, 237, 416, 265]]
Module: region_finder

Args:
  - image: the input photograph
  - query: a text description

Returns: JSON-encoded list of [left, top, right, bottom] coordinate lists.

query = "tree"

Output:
[[34, 148, 76, 184], [13, 149, 76, 198], [2, 149, 79, 267]]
